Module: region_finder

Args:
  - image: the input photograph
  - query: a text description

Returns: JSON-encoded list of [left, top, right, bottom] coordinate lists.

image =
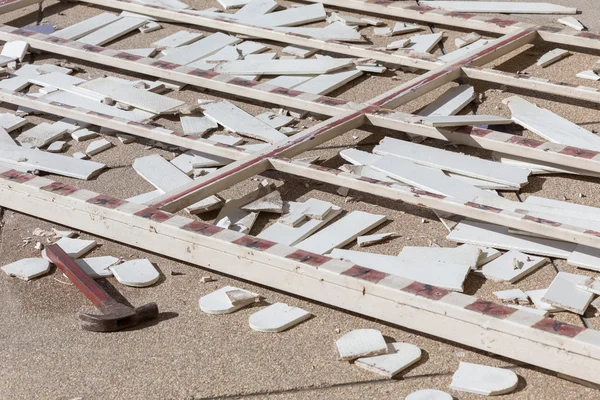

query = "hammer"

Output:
[[45, 244, 159, 332]]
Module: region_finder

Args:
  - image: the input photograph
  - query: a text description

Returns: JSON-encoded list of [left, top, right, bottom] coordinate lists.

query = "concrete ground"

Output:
[[1, 0, 600, 399]]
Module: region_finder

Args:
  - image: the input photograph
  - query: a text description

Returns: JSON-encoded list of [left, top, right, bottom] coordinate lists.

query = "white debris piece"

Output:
[[17, 122, 69, 149], [450, 362, 519, 396], [256, 112, 294, 129], [200, 286, 259, 314], [472, 245, 502, 267], [387, 39, 411, 50], [52, 229, 77, 238], [455, 32, 481, 48], [1, 258, 50, 281], [54, 237, 97, 257], [577, 70, 600, 81], [578, 277, 600, 295], [355, 342, 421, 378], [75, 256, 119, 278], [249, 303, 311, 332], [2, 41, 29, 61], [152, 31, 204, 49], [117, 133, 136, 144], [140, 21, 162, 34], [109, 259, 160, 287], [85, 139, 112, 156], [73, 152, 88, 160], [181, 115, 218, 136], [493, 288, 530, 304], [479, 250, 546, 283], [405, 389, 453, 400], [375, 22, 421, 37], [240, 190, 283, 213], [542, 272, 594, 315], [302, 198, 332, 220], [357, 232, 395, 247], [558, 16, 586, 31], [71, 129, 99, 142], [330, 12, 368, 26], [537, 49, 570, 67], [281, 45, 317, 58], [507, 304, 548, 317], [407, 33, 443, 53], [525, 288, 563, 312], [336, 329, 388, 361], [46, 141, 66, 153]]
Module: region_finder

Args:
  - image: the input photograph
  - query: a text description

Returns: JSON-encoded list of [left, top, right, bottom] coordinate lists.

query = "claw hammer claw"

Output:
[[45, 244, 159, 332]]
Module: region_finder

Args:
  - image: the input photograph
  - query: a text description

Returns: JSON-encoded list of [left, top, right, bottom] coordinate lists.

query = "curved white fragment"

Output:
[[405, 389, 453, 400], [1, 258, 50, 280], [355, 342, 421, 378], [109, 259, 159, 287], [336, 329, 387, 361], [450, 361, 519, 396], [249, 303, 311, 332], [199, 286, 259, 314]]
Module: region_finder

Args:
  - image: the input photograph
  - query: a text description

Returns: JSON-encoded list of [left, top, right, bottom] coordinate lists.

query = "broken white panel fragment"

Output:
[[504, 96, 600, 150], [421, 1, 576, 14], [507, 304, 548, 317], [387, 39, 411, 50], [214, 181, 272, 233], [558, 16, 586, 31], [450, 362, 519, 396], [181, 115, 218, 136], [479, 250, 547, 283], [215, 58, 354, 75], [71, 129, 98, 142], [420, 85, 476, 117], [240, 190, 283, 213], [217, 0, 250, 9], [199, 286, 259, 314], [281, 45, 317, 58], [235, 0, 278, 18], [256, 112, 294, 129], [52, 13, 122, 40], [525, 289, 563, 312], [357, 232, 395, 247], [238, 3, 326, 28], [332, 249, 470, 291], [405, 389, 453, 400], [0, 113, 26, 132], [159, 32, 241, 65], [537, 49, 570, 67], [302, 198, 332, 220], [75, 256, 119, 278], [152, 30, 203, 49], [0, 127, 15, 145], [78, 78, 185, 114], [455, 32, 481, 48], [46, 141, 66, 153], [336, 329, 388, 361], [374, 137, 529, 187], [257, 202, 342, 246], [408, 114, 511, 127], [447, 220, 576, 258], [202, 101, 287, 143], [438, 39, 489, 62], [1, 258, 50, 281], [140, 21, 162, 34], [294, 69, 362, 95], [577, 70, 600, 81], [406, 33, 443, 53], [399, 245, 482, 271], [17, 122, 69, 149], [2, 41, 29, 61], [577, 277, 600, 295], [171, 150, 230, 174], [569, 245, 600, 272], [542, 272, 594, 315], [295, 211, 386, 255], [375, 22, 421, 37], [85, 139, 112, 156], [77, 17, 147, 46], [330, 12, 368, 26], [355, 342, 421, 378], [54, 237, 97, 258], [249, 303, 311, 332], [493, 288, 530, 304], [110, 259, 159, 288]]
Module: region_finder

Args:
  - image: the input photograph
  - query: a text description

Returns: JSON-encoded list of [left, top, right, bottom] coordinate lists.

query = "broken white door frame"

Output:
[[3, 26, 600, 176], [69, 0, 600, 104], [2, 167, 600, 385]]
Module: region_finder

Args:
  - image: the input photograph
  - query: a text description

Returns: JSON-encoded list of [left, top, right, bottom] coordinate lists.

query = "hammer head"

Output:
[[78, 302, 159, 332]]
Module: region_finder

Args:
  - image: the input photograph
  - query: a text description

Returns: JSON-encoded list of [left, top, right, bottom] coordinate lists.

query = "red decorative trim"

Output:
[[41, 182, 78, 196], [341, 265, 387, 283], [402, 281, 450, 300], [532, 318, 585, 338]]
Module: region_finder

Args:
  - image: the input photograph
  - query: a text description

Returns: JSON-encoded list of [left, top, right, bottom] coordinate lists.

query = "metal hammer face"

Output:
[[78, 302, 159, 332]]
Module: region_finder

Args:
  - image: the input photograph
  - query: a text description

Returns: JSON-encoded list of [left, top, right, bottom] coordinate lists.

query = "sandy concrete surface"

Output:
[[1, 0, 600, 398]]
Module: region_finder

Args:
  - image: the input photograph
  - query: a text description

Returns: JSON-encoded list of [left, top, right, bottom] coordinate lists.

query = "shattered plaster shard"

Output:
[[2, 41, 29, 61], [355, 342, 421, 378], [54, 237, 97, 258], [71, 129, 98, 142], [493, 288, 529, 304], [479, 250, 546, 283], [75, 256, 119, 278], [240, 190, 283, 213], [295, 211, 386, 255], [357, 232, 395, 247], [336, 329, 388, 361], [577, 277, 600, 295], [215, 58, 354, 75], [152, 31, 203, 49], [249, 303, 311, 332], [525, 289, 563, 312], [450, 362, 519, 396], [181, 115, 218, 136], [406, 33, 443, 54], [558, 16, 586, 31], [2, 258, 50, 281], [17, 122, 69, 149], [109, 259, 159, 288], [405, 390, 453, 400], [455, 32, 481, 48], [302, 198, 332, 219], [199, 286, 259, 314], [419, 85, 476, 117], [47, 141, 66, 153], [542, 272, 594, 315], [577, 70, 600, 81]]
